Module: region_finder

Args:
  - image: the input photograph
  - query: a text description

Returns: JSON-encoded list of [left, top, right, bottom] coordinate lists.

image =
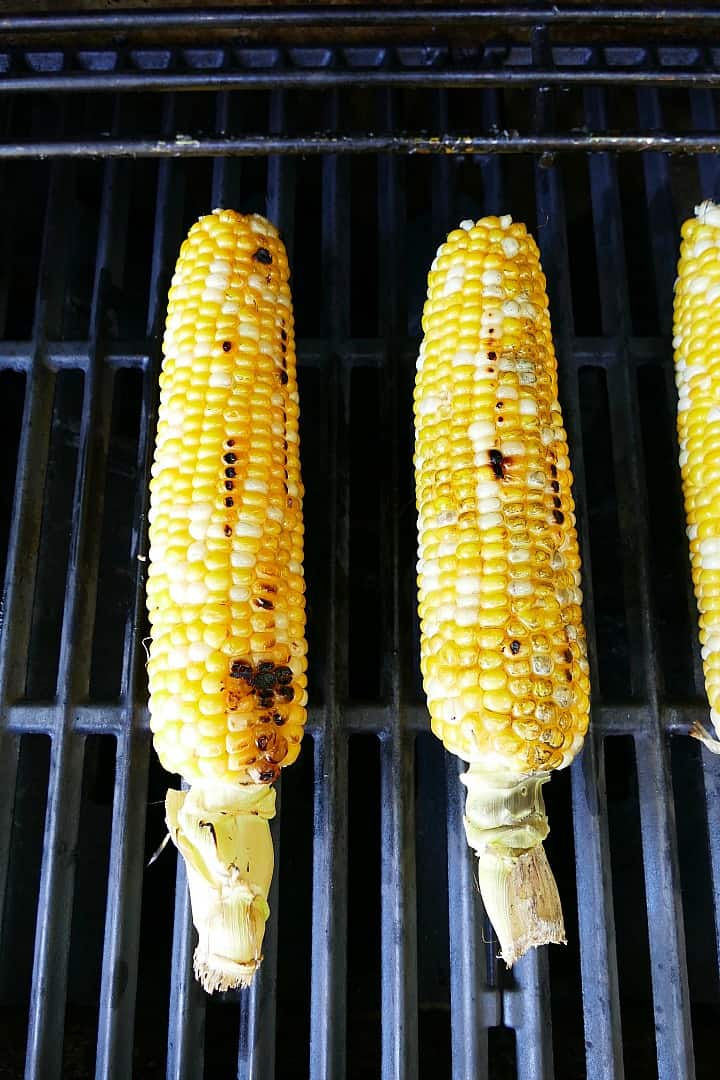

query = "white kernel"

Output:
[[209, 371, 232, 388], [230, 586, 251, 602], [502, 300, 520, 317], [508, 547, 531, 563], [418, 394, 442, 416], [189, 520, 210, 541], [696, 200, 720, 227], [456, 575, 482, 596], [234, 522, 263, 539], [476, 480, 500, 499], [459, 219, 474, 231], [167, 647, 189, 670], [468, 420, 496, 444], [187, 541, 208, 563], [532, 655, 552, 675], [481, 270, 503, 286], [508, 580, 533, 597], [188, 641, 212, 662], [231, 550, 256, 569], [519, 398, 538, 416], [186, 581, 209, 604], [188, 503, 213, 522], [479, 512, 503, 530], [478, 496, 502, 514], [499, 214, 512, 229], [501, 237, 520, 257]]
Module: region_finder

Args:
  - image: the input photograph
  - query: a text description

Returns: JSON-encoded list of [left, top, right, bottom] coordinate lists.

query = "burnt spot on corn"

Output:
[[256, 766, 279, 784], [550, 464, 558, 478], [226, 439, 235, 447], [224, 452, 237, 464], [551, 480, 560, 493], [553, 496, 562, 509], [230, 660, 253, 681], [222, 341, 232, 352], [281, 329, 287, 342], [256, 734, 269, 752], [563, 649, 573, 663], [255, 670, 276, 690], [259, 583, 277, 594], [254, 597, 274, 611], [277, 686, 294, 702], [510, 640, 521, 655], [488, 351, 496, 361], [275, 666, 292, 685], [272, 712, 285, 726], [225, 480, 234, 491], [566, 670, 573, 682], [253, 247, 272, 265], [225, 467, 236, 478], [553, 509, 565, 524], [224, 525, 232, 537], [224, 497, 234, 508], [488, 449, 506, 480], [279, 370, 289, 385]]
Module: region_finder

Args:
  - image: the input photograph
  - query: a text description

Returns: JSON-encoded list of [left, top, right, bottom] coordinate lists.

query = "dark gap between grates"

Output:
[[89, 367, 144, 700], [636, 363, 695, 701], [604, 734, 658, 1080], [348, 367, 383, 702], [60, 161, 101, 342], [487, 1024, 518, 1080], [0, 735, 51, 1061], [64, 735, 115, 1077], [287, 89, 326, 139], [578, 367, 632, 701], [564, 157, 602, 337], [290, 159, 322, 340], [0, 371, 26, 595], [111, 161, 158, 341], [669, 151, 706, 220], [275, 743, 314, 1080], [669, 736, 720, 1080], [544, 765, 584, 1080], [398, 88, 438, 135], [132, 758, 180, 1076], [505, 154, 537, 234], [25, 369, 84, 702], [414, 734, 450, 1078], [404, 157, 435, 340], [349, 156, 378, 337], [203, 993, 240, 1077], [296, 366, 327, 708], [617, 155, 661, 337], [346, 734, 381, 1079], [3, 162, 50, 340]]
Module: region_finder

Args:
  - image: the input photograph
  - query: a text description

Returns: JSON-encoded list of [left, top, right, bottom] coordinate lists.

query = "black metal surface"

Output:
[[0, 8, 719, 1080]]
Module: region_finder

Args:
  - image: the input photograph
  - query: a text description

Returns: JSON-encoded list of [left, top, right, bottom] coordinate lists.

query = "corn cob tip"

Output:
[[462, 764, 566, 966], [166, 781, 276, 993]]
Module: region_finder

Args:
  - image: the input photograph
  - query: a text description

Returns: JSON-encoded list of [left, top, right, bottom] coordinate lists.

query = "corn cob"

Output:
[[146, 209, 307, 992], [414, 215, 590, 964], [674, 200, 720, 753]]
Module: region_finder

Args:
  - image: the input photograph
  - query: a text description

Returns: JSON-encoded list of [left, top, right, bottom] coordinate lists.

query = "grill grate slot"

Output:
[[0, 9, 719, 1080]]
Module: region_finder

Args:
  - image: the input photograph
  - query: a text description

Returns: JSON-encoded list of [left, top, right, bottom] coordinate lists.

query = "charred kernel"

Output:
[[224, 480, 234, 491], [225, 467, 236, 478], [255, 671, 276, 690], [254, 597, 274, 610], [258, 694, 274, 710], [281, 329, 288, 342], [257, 767, 279, 783], [550, 464, 558, 478], [259, 583, 277, 594], [553, 496, 561, 509], [253, 247, 272, 265], [266, 735, 288, 764], [222, 340, 232, 352], [277, 685, 294, 702], [272, 712, 285, 725], [496, 401, 503, 410], [258, 662, 275, 672], [230, 660, 253, 681], [275, 666, 293, 684], [280, 370, 289, 384], [488, 351, 496, 361], [553, 509, 565, 524], [510, 640, 521, 655], [256, 734, 269, 751], [224, 525, 232, 537], [226, 439, 235, 447], [225, 497, 234, 508], [566, 670, 573, 682], [551, 481, 560, 493], [562, 649, 572, 663], [488, 449, 505, 479], [224, 452, 237, 464]]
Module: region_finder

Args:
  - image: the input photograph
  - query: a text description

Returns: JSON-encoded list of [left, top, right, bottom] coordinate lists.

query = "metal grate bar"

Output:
[[309, 89, 350, 1080], [586, 81, 696, 1080], [377, 92, 420, 1079], [27, 143, 125, 1076], [96, 100, 184, 1077], [503, 950, 555, 1080], [11, 134, 720, 161], [533, 154, 626, 1078]]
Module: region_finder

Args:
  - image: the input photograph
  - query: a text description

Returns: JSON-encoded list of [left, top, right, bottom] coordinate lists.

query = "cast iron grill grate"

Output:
[[0, 7, 719, 1079]]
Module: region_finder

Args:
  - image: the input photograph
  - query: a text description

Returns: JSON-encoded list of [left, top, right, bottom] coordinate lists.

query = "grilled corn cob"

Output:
[[414, 215, 590, 964], [146, 209, 307, 992], [674, 200, 720, 752]]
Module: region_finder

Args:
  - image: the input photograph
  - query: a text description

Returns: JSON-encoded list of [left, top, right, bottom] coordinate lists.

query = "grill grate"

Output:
[[0, 8, 719, 1079]]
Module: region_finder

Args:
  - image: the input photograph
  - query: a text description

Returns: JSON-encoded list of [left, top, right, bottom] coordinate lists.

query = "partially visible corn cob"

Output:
[[414, 215, 590, 964], [146, 209, 307, 992], [674, 200, 720, 752]]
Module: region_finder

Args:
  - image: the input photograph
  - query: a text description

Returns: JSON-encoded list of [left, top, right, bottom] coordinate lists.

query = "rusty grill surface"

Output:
[[0, 7, 719, 1079]]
